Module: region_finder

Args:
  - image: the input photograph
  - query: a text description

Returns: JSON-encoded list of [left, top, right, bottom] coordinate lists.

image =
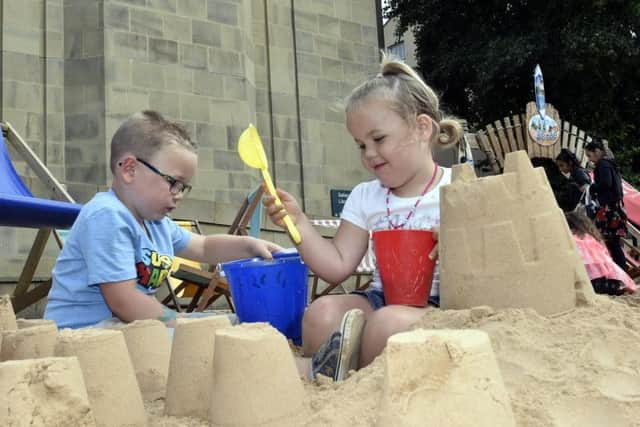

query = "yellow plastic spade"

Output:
[[238, 124, 302, 244]]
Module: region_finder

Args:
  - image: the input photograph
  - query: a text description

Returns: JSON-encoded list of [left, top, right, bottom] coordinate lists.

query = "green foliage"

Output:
[[385, 0, 640, 185]]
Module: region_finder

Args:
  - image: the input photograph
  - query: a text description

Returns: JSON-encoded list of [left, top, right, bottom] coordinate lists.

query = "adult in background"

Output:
[[556, 148, 591, 192], [584, 139, 627, 270]]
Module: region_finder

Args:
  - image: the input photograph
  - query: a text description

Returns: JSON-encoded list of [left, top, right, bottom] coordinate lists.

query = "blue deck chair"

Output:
[[0, 122, 82, 312]]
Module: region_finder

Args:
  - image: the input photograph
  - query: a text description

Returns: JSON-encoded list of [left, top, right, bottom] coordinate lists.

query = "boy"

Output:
[[45, 111, 280, 328]]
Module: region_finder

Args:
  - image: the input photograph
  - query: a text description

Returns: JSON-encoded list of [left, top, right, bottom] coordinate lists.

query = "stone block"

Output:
[[315, 34, 338, 58], [272, 115, 298, 140], [296, 52, 321, 76], [46, 114, 65, 142], [213, 149, 243, 171], [5, 0, 44, 30], [64, 31, 82, 59], [297, 76, 317, 98], [63, 1, 100, 32], [192, 19, 222, 47], [148, 0, 177, 12], [3, 27, 42, 56], [308, 0, 334, 15], [362, 25, 378, 43], [207, 0, 238, 26], [180, 43, 207, 69], [3, 80, 43, 111], [46, 86, 64, 113], [299, 96, 323, 120], [208, 48, 242, 75], [2, 51, 42, 83], [46, 2, 64, 32], [45, 58, 64, 86], [316, 79, 340, 102], [114, 0, 146, 6], [163, 15, 192, 42], [65, 113, 100, 139], [352, 0, 376, 25], [131, 8, 164, 37], [221, 27, 243, 51], [109, 32, 148, 61], [106, 58, 132, 84], [148, 91, 179, 118], [293, 10, 317, 33], [318, 14, 340, 38], [321, 57, 343, 80], [149, 38, 179, 64], [132, 63, 165, 89], [180, 94, 210, 122], [193, 70, 224, 96], [104, 2, 130, 31], [65, 57, 105, 85], [340, 20, 362, 42], [334, 1, 351, 20], [163, 65, 193, 92], [294, 30, 313, 53], [270, 92, 296, 116], [45, 30, 64, 58], [177, 0, 207, 18], [223, 76, 247, 100], [196, 122, 226, 147]]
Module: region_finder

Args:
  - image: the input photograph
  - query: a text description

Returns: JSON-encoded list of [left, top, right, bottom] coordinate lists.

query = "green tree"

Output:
[[385, 0, 640, 183]]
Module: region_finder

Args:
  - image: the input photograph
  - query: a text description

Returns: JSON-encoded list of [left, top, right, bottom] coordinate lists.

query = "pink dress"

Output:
[[572, 233, 637, 292]]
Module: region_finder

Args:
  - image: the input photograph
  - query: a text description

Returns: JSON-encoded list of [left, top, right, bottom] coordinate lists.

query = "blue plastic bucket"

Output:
[[221, 251, 308, 345]]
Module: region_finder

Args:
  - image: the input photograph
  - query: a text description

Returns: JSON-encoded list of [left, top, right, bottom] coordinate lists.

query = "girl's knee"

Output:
[[367, 306, 426, 337]]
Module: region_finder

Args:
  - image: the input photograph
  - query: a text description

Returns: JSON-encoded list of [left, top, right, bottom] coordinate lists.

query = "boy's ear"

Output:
[[117, 156, 137, 182], [416, 113, 434, 140]]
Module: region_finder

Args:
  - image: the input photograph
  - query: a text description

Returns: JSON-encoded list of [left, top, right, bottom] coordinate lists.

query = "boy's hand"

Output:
[[246, 237, 284, 259], [429, 226, 439, 260], [263, 186, 304, 229]]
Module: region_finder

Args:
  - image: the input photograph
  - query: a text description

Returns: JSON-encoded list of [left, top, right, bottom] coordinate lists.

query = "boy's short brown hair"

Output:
[[109, 110, 197, 173]]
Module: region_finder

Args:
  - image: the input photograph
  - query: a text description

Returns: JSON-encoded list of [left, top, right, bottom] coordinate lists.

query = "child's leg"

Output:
[[302, 294, 374, 357], [359, 305, 429, 367]]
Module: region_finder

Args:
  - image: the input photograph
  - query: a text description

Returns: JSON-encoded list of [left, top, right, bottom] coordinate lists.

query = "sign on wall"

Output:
[[330, 189, 351, 218]]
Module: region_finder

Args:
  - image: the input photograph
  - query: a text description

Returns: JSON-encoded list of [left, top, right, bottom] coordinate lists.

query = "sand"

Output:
[[102, 293, 639, 426], [4, 294, 640, 425]]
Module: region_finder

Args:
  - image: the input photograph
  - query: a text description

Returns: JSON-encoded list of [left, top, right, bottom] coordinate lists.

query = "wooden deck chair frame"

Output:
[[308, 219, 374, 301], [1, 122, 78, 313], [161, 186, 265, 312]]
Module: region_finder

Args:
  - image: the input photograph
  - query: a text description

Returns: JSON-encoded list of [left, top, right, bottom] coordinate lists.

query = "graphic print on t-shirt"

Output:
[[136, 247, 173, 289]]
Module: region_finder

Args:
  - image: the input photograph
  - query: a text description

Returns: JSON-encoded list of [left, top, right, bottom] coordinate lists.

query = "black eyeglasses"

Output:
[[136, 157, 192, 195]]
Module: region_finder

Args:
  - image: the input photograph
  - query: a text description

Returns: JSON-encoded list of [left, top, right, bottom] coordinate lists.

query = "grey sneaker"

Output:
[[311, 308, 365, 381]]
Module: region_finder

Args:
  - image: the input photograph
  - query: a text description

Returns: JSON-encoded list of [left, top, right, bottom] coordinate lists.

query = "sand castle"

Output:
[[377, 329, 515, 427], [210, 323, 308, 427], [111, 319, 172, 400], [165, 316, 233, 419], [440, 150, 596, 314]]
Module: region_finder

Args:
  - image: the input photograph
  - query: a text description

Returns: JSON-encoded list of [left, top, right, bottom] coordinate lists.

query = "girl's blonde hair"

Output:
[[345, 53, 463, 147]]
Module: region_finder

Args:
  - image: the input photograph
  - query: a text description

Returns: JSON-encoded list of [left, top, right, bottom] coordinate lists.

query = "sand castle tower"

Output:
[[210, 323, 308, 427], [1, 321, 57, 361], [111, 319, 171, 400], [439, 150, 595, 315], [0, 357, 97, 426], [55, 328, 147, 427], [165, 316, 232, 419], [0, 295, 18, 331], [376, 329, 515, 426]]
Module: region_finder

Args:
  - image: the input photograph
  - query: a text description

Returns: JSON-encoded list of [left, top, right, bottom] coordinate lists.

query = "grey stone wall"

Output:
[[0, 0, 380, 281]]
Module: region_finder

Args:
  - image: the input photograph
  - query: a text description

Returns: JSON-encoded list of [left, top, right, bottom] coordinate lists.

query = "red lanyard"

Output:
[[385, 164, 439, 230]]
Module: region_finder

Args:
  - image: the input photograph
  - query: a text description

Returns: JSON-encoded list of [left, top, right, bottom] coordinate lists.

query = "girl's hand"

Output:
[[263, 186, 304, 228], [429, 226, 439, 260], [245, 236, 284, 259]]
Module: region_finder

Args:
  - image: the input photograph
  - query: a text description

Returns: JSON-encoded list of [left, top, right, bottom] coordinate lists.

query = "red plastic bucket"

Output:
[[372, 229, 436, 307]]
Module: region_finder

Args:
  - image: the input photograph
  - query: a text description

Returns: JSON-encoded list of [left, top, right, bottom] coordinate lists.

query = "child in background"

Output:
[[565, 211, 636, 295], [556, 148, 591, 192], [45, 111, 281, 329], [264, 54, 462, 381]]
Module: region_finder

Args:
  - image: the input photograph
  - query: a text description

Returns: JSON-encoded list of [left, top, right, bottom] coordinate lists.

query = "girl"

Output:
[[565, 211, 636, 295], [556, 148, 591, 192], [264, 54, 462, 381], [584, 139, 627, 270]]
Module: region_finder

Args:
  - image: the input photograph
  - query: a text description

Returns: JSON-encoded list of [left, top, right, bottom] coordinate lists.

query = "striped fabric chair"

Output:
[[308, 219, 375, 301]]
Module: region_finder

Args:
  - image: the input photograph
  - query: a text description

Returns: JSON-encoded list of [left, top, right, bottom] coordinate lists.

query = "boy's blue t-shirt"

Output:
[[44, 189, 191, 328]]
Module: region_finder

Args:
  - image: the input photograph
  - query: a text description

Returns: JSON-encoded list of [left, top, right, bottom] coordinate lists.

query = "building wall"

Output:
[[382, 16, 416, 68], [0, 0, 379, 281]]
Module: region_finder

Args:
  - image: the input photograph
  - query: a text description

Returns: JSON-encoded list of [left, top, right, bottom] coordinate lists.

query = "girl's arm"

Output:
[[178, 234, 283, 265], [264, 189, 369, 284]]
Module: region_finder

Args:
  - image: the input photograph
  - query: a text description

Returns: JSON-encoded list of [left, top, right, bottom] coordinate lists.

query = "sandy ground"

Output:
[[142, 293, 640, 427]]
